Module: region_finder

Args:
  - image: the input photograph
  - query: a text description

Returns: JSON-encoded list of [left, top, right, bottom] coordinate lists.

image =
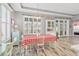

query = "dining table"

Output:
[[21, 34, 58, 55], [21, 34, 58, 47]]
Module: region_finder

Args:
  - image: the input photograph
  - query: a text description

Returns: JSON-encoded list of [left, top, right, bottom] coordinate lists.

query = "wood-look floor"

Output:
[[12, 36, 79, 56]]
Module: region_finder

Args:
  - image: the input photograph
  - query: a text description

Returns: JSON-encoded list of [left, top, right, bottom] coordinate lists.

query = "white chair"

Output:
[[36, 34, 45, 55]]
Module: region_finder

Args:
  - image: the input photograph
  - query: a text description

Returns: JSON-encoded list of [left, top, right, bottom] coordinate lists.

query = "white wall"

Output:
[[14, 12, 24, 32], [14, 11, 74, 36], [69, 20, 74, 36], [14, 12, 46, 34], [72, 15, 79, 33]]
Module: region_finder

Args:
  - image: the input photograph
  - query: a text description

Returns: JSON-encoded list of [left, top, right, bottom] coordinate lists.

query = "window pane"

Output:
[[0, 6, 1, 32], [56, 20, 58, 22], [1, 23, 7, 42], [6, 10, 11, 23], [6, 23, 10, 40], [0, 5, 1, 18], [60, 20, 63, 23], [29, 18, 32, 22], [2, 5, 7, 22], [52, 22, 54, 27], [25, 18, 28, 21], [38, 19, 41, 22], [48, 21, 51, 27], [34, 18, 37, 22]]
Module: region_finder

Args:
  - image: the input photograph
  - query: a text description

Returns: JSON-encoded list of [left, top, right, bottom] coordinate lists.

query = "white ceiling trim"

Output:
[[21, 3, 75, 16], [9, 3, 79, 17]]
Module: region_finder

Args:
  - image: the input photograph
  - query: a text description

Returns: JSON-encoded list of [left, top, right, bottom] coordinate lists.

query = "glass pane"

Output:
[[28, 23, 32, 28], [2, 5, 7, 22], [34, 18, 37, 22], [56, 20, 58, 22], [38, 19, 41, 22], [48, 21, 50, 24], [0, 6, 1, 18], [47, 28, 51, 31], [29, 18, 32, 22], [1, 23, 7, 42], [60, 20, 63, 23], [65, 31, 66, 35], [52, 22, 54, 27], [60, 24, 63, 35], [65, 24, 67, 35], [7, 23, 10, 40], [65, 21, 67, 23], [48, 21, 51, 27], [56, 24, 58, 27], [25, 18, 28, 21], [7, 10, 11, 23], [25, 23, 28, 27], [6, 10, 10, 18]]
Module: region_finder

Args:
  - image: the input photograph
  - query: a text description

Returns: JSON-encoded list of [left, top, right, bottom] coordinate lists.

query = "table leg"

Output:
[[25, 46, 27, 56], [24, 48, 26, 56]]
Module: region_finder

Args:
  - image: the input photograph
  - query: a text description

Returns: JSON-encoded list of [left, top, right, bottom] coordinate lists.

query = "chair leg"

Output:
[[36, 45, 44, 56], [24, 46, 27, 56]]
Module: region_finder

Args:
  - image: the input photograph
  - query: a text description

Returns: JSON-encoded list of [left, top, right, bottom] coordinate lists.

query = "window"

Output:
[[6, 10, 11, 40], [1, 5, 7, 42], [1, 23, 7, 42], [2, 5, 7, 22], [29, 18, 32, 22], [47, 20, 54, 32], [0, 6, 1, 18], [23, 16, 42, 35], [25, 18, 28, 21], [1, 5, 11, 42], [48, 21, 51, 27], [6, 10, 11, 23]]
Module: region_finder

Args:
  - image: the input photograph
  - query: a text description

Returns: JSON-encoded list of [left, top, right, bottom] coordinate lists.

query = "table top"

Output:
[[23, 34, 56, 39], [21, 34, 57, 46]]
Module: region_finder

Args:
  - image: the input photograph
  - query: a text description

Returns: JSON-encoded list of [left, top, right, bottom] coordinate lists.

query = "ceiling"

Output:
[[9, 3, 79, 16]]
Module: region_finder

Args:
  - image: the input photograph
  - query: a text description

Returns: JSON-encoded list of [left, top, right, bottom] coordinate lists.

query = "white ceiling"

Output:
[[10, 3, 79, 16]]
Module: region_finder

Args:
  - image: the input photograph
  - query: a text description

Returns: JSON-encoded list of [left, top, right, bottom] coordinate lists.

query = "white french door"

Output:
[[23, 16, 42, 35], [55, 19, 69, 37], [46, 19, 69, 37], [46, 20, 56, 36]]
